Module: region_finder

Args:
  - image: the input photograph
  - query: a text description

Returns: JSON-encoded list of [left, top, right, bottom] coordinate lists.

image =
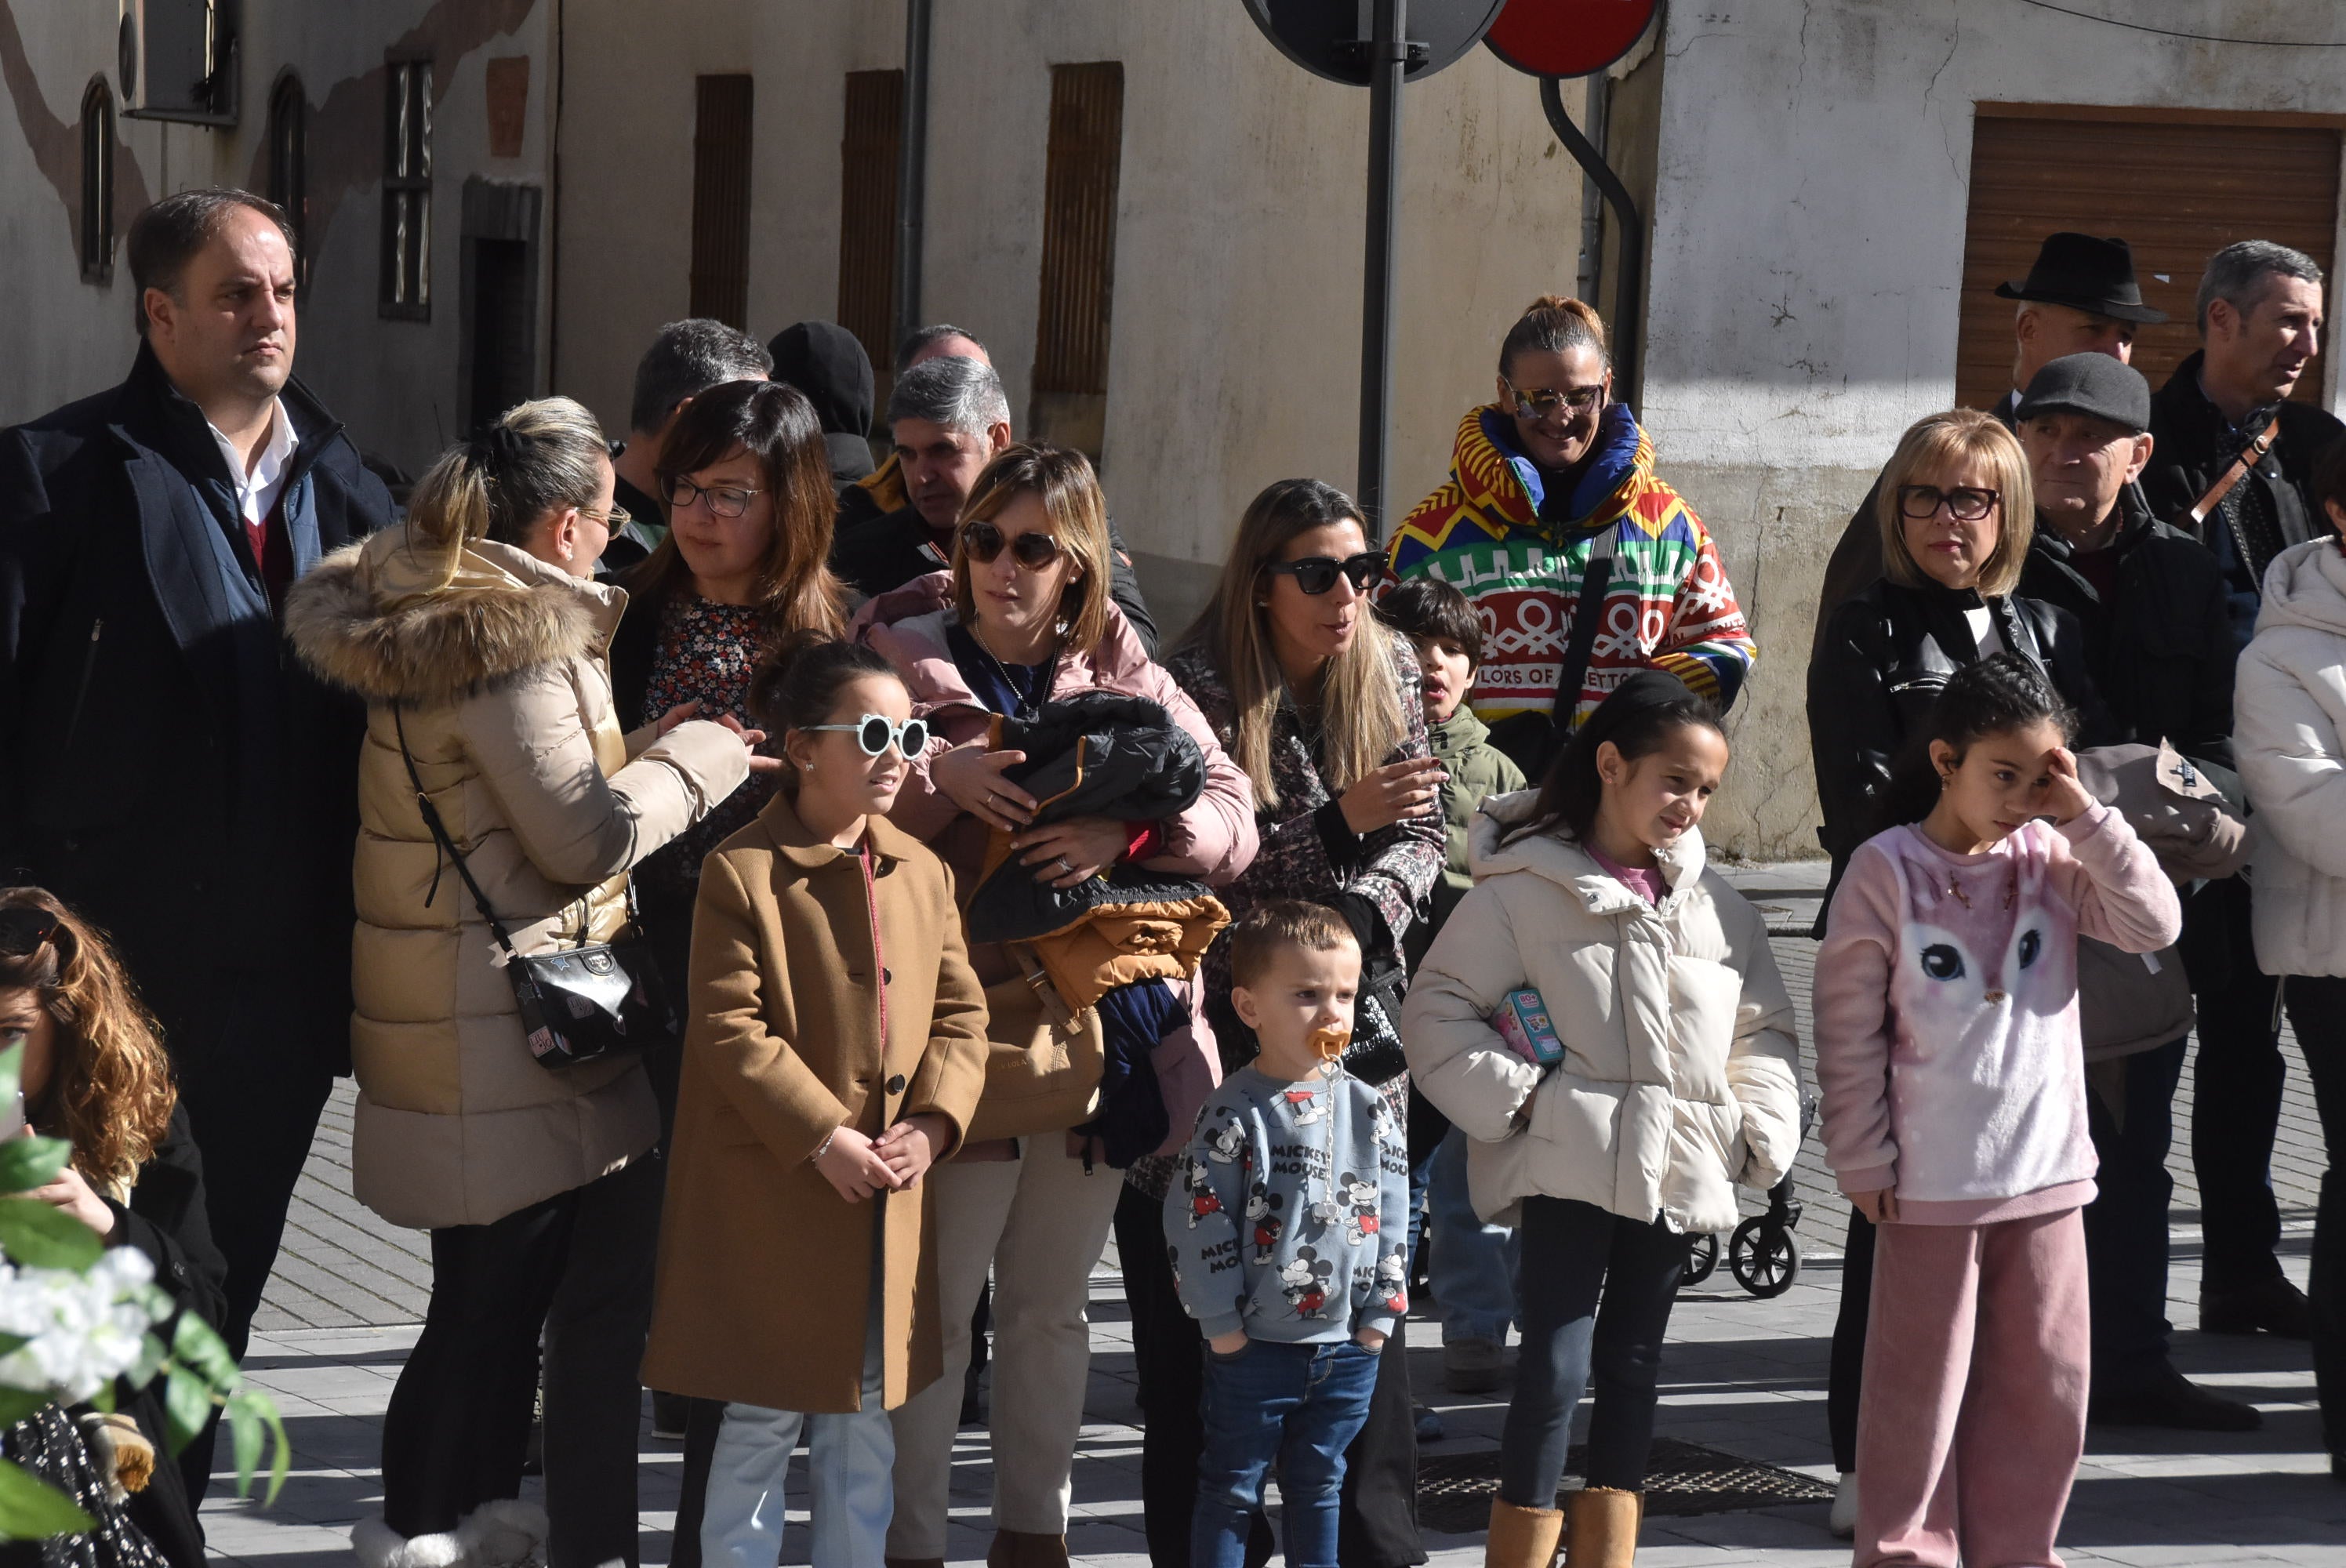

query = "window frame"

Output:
[[79, 77, 114, 285], [379, 54, 434, 321]]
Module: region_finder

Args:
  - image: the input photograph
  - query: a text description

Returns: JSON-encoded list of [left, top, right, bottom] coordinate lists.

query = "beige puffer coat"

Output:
[[287, 532, 750, 1229], [1400, 793, 1803, 1236]]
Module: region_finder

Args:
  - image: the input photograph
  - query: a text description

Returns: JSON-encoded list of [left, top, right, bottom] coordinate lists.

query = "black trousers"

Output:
[[1499, 1197, 1686, 1504], [380, 1156, 663, 1567], [1115, 1183, 1423, 1568], [2286, 976, 2346, 1452], [2192, 880, 2288, 1288], [1825, 1207, 1875, 1475], [171, 979, 334, 1504]]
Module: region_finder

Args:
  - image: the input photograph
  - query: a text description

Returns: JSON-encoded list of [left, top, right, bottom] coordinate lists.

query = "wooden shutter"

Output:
[[1958, 113, 2340, 412], [837, 70, 904, 391], [1030, 63, 1124, 461], [690, 74, 754, 328]]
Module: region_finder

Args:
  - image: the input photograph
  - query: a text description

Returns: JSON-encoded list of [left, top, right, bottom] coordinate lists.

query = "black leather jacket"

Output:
[[1808, 575, 2111, 879]]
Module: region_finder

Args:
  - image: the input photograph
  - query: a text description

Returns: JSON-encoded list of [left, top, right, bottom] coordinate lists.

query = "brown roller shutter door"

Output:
[[1957, 113, 2340, 412], [837, 70, 904, 387], [1031, 62, 1125, 463], [690, 74, 754, 330]]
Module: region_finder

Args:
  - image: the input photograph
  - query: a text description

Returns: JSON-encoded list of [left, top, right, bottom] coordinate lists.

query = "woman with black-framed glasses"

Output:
[[1804, 406, 2109, 1535], [851, 441, 1257, 1566]]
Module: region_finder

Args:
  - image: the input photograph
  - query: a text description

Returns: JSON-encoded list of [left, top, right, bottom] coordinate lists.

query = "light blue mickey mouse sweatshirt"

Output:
[[1162, 1064, 1412, 1343]]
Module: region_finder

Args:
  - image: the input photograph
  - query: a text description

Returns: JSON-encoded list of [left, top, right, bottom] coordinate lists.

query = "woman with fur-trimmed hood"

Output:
[[286, 397, 751, 1568]]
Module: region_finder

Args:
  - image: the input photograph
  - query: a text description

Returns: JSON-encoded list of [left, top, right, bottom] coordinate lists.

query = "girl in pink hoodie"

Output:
[[1814, 654, 2180, 1567]]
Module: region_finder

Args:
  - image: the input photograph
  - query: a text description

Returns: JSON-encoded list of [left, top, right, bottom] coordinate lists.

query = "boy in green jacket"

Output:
[[1376, 579, 1526, 1398]]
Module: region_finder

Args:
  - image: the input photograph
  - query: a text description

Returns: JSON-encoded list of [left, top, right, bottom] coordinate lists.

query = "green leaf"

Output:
[[227, 1399, 261, 1491], [161, 1366, 212, 1455], [0, 1455, 92, 1538], [0, 1138, 68, 1198], [169, 1313, 239, 1392], [0, 1388, 45, 1429], [0, 1047, 22, 1128], [124, 1332, 167, 1392], [0, 1198, 101, 1271]]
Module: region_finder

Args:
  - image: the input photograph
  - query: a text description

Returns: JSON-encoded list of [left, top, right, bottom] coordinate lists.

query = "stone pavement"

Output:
[[198, 862, 2346, 1566]]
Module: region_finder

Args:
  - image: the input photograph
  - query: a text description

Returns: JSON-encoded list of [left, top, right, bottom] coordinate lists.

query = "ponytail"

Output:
[[1505, 671, 1723, 848], [1499, 295, 1609, 379], [1876, 653, 2079, 832], [403, 396, 608, 563]]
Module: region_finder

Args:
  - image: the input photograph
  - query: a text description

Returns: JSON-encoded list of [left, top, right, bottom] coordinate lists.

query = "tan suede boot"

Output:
[[1484, 1496, 1566, 1567], [985, 1530, 1071, 1568], [1562, 1486, 1643, 1567]]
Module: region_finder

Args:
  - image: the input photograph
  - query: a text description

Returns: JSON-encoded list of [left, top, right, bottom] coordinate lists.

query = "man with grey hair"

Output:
[[2141, 239, 2343, 1345], [832, 353, 1157, 647], [604, 319, 772, 569], [837, 321, 994, 534]]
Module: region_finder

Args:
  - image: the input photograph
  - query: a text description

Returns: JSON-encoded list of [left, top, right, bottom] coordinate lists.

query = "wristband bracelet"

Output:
[[812, 1127, 840, 1163]]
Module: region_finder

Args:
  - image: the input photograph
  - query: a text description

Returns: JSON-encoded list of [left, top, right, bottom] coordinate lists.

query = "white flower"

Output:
[[0, 1250, 162, 1404]]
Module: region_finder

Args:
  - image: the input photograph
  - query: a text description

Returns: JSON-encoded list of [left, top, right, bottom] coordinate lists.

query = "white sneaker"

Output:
[[352, 1518, 469, 1568], [459, 1501, 550, 1568], [1828, 1472, 1858, 1537]]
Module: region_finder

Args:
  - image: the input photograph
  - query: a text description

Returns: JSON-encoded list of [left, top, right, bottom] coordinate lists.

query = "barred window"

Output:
[[380, 58, 432, 319]]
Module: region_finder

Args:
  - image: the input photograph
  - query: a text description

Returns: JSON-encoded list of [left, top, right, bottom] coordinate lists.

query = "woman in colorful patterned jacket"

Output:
[[1128, 477, 1444, 1568], [1382, 296, 1757, 777]]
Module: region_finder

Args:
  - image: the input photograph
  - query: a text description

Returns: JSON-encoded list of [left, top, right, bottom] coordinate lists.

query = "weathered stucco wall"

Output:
[[1642, 0, 2346, 858]]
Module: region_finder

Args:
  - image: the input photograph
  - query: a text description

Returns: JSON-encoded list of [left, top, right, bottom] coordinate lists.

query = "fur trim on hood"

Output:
[[288, 533, 621, 706]]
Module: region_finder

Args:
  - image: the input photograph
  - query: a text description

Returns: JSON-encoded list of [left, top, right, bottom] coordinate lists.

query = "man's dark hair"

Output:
[[126, 188, 296, 336], [627, 320, 773, 436], [1376, 577, 1484, 668], [893, 322, 989, 376]]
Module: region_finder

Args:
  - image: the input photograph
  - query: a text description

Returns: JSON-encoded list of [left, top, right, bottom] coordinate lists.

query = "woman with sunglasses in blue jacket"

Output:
[[852, 441, 1256, 1568]]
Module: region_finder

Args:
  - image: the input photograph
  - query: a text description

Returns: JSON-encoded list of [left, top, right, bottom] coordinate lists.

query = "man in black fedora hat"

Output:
[[1810, 232, 2167, 653]]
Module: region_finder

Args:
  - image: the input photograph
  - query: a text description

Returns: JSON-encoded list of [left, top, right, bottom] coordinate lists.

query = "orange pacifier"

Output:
[[1309, 1026, 1349, 1065]]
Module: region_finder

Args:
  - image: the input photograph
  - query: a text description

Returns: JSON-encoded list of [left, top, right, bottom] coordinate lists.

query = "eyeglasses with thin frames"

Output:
[[578, 504, 632, 532], [1898, 485, 1999, 522], [802, 713, 932, 758], [664, 477, 766, 519]]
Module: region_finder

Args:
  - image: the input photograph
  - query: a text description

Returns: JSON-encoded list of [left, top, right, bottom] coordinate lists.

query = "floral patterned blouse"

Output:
[[635, 593, 779, 912]]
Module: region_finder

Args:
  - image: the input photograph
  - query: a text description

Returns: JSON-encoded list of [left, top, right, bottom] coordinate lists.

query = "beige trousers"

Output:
[[884, 1138, 1123, 1558]]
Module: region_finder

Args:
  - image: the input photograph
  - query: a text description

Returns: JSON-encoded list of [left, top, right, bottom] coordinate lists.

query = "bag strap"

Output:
[[2188, 416, 2282, 564], [1547, 526, 1622, 740], [391, 705, 520, 957]]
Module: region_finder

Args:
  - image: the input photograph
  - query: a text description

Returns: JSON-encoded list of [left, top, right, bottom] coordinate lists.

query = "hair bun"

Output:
[[1524, 295, 1607, 348]]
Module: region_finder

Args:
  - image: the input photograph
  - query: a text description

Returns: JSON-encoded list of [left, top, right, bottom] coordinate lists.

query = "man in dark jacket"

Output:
[[1812, 233, 2164, 655], [602, 319, 771, 572], [832, 354, 1158, 650], [836, 321, 992, 535], [768, 320, 877, 498], [2142, 239, 2342, 1342], [2014, 354, 2256, 1432], [0, 190, 391, 1385]]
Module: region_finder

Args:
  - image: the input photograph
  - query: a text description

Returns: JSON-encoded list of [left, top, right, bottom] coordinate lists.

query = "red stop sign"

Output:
[[1484, 0, 1658, 78]]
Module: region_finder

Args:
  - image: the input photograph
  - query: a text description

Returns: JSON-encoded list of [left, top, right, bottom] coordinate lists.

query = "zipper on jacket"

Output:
[[59, 619, 104, 757]]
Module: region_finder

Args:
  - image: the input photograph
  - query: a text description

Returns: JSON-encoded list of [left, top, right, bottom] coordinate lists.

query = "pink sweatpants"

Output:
[[1854, 1207, 2090, 1568]]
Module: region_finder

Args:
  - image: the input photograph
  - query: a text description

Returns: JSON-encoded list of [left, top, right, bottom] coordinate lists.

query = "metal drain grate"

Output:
[[1415, 1439, 1835, 1531]]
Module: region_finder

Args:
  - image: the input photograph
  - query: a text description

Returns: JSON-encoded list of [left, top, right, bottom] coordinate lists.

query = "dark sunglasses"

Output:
[[803, 713, 932, 758], [1263, 552, 1383, 596], [0, 908, 73, 964], [961, 520, 1066, 570]]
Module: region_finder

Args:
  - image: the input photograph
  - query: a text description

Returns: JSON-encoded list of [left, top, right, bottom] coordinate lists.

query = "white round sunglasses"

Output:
[[802, 713, 931, 757]]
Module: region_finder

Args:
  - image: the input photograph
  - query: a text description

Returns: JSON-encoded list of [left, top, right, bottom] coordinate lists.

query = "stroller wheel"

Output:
[[1681, 1230, 1720, 1287], [1730, 1217, 1800, 1298]]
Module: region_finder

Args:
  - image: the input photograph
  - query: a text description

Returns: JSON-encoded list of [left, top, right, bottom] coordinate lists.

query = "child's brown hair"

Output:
[[1375, 577, 1484, 670], [1227, 900, 1360, 991]]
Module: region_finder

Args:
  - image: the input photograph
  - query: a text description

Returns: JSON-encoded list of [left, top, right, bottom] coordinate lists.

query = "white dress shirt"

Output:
[[206, 400, 296, 529]]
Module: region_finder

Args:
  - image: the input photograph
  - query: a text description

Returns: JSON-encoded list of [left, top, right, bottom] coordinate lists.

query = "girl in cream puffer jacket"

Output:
[[1400, 674, 1800, 1563]]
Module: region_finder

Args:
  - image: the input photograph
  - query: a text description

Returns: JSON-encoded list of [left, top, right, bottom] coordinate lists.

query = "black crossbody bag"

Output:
[[394, 707, 676, 1069]]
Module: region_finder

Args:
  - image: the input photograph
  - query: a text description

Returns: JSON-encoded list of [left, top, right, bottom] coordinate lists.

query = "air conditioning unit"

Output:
[[118, 0, 238, 126]]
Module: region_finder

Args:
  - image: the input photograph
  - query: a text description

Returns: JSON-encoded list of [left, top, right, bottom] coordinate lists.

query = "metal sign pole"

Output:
[[1358, 0, 1407, 537]]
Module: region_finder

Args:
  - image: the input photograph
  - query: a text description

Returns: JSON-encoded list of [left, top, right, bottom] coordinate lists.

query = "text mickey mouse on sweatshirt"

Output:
[[1163, 1064, 1412, 1343]]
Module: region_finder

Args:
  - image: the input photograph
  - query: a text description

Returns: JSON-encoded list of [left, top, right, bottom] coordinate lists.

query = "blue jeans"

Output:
[[1193, 1338, 1381, 1568], [1428, 1126, 1518, 1342], [702, 1242, 892, 1568]]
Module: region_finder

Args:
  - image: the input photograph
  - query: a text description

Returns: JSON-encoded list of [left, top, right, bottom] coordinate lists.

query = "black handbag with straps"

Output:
[[392, 708, 676, 1070]]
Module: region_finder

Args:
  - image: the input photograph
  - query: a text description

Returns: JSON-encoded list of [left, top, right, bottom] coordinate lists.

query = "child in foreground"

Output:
[[1814, 654, 2181, 1566], [1377, 577, 1528, 1404], [1403, 671, 1802, 1567], [1165, 901, 1411, 1568], [641, 639, 990, 1568]]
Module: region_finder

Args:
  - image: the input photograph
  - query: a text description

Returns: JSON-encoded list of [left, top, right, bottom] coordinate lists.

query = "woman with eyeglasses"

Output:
[[1804, 406, 2106, 1536], [1384, 295, 1756, 780], [851, 441, 1255, 1567], [0, 889, 227, 1568], [1126, 477, 1444, 1568], [286, 397, 755, 1568]]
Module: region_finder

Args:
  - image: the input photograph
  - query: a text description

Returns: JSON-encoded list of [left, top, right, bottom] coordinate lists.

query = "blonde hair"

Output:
[[1177, 477, 1405, 812], [0, 889, 176, 1193], [1876, 409, 2035, 599], [950, 443, 1114, 656], [405, 397, 608, 564]]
